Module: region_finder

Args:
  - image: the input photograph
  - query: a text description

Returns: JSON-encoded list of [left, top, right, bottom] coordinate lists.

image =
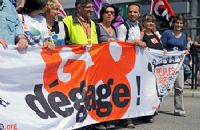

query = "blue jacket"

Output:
[[161, 29, 187, 51], [0, 0, 24, 45], [9, 0, 16, 7]]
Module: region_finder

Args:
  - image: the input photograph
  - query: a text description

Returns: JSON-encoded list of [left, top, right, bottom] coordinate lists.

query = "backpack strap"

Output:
[[58, 21, 66, 39], [124, 20, 142, 41], [123, 21, 129, 41], [138, 24, 142, 32], [95, 23, 101, 39], [111, 24, 117, 38]]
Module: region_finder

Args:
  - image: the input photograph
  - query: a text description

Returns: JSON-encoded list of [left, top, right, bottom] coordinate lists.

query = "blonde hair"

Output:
[[46, 0, 59, 13], [142, 14, 156, 23]]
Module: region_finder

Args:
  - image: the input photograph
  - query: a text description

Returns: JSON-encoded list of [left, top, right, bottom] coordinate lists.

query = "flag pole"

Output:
[[150, 0, 154, 14]]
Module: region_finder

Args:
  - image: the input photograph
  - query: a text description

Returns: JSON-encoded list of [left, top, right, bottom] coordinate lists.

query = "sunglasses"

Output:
[[105, 11, 115, 15]]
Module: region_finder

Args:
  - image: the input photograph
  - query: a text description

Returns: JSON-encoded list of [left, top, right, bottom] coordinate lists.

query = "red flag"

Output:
[[150, 0, 175, 21]]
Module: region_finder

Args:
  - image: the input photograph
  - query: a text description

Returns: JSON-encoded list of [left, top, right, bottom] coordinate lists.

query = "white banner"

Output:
[[0, 42, 184, 130]]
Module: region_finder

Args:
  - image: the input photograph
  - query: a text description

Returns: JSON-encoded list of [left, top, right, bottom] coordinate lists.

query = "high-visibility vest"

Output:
[[63, 16, 98, 44]]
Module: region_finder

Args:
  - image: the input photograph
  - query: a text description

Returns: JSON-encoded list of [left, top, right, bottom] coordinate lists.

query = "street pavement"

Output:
[[88, 83, 200, 130], [120, 96, 200, 130], [79, 80, 200, 130], [117, 83, 200, 130], [85, 96, 200, 130]]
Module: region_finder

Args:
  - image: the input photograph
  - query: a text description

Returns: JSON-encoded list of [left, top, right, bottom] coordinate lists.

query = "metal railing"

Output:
[[190, 47, 200, 89]]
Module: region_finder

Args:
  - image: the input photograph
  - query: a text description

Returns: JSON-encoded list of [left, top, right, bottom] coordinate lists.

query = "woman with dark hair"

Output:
[[96, 4, 118, 43], [18, 0, 47, 14], [161, 15, 187, 117], [142, 14, 163, 50], [18, 0, 54, 50]]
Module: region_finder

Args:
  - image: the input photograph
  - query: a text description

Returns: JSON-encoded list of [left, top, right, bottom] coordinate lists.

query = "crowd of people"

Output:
[[1, 0, 199, 130]]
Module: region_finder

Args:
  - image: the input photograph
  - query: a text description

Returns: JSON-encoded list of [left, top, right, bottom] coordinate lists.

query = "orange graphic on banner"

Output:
[[41, 41, 136, 122]]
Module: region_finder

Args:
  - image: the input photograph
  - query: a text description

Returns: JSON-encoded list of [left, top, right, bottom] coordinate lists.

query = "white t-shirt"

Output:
[[117, 21, 141, 42], [18, 14, 50, 46]]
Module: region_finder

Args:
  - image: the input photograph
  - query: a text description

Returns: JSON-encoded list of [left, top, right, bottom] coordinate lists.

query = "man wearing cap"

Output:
[[63, 0, 98, 44]]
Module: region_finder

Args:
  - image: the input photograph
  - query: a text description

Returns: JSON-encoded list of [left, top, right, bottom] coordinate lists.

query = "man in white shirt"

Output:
[[117, 4, 145, 128], [117, 4, 145, 47]]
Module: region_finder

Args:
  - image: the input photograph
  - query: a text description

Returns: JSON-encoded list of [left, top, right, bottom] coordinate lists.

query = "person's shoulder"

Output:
[[162, 29, 172, 35], [91, 19, 96, 24], [20, 14, 30, 20], [36, 15, 45, 20], [117, 23, 126, 30], [18, 13, 22, 18], [63, 16, 73, 23], [163, 29, 171, 33], [33, 15, 47, 23], [182, 32, 187, 37], [63, 16, 72, 21]]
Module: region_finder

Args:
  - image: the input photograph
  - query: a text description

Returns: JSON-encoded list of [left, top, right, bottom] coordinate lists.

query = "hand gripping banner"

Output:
[[0, 41, 184, 130]]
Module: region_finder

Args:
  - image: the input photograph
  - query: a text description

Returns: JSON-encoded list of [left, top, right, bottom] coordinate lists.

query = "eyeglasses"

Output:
[[105, 11, 115, 15]]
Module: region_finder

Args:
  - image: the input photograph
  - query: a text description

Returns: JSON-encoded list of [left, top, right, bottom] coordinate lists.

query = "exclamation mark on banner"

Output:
[[136, 76, 141, 106]]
